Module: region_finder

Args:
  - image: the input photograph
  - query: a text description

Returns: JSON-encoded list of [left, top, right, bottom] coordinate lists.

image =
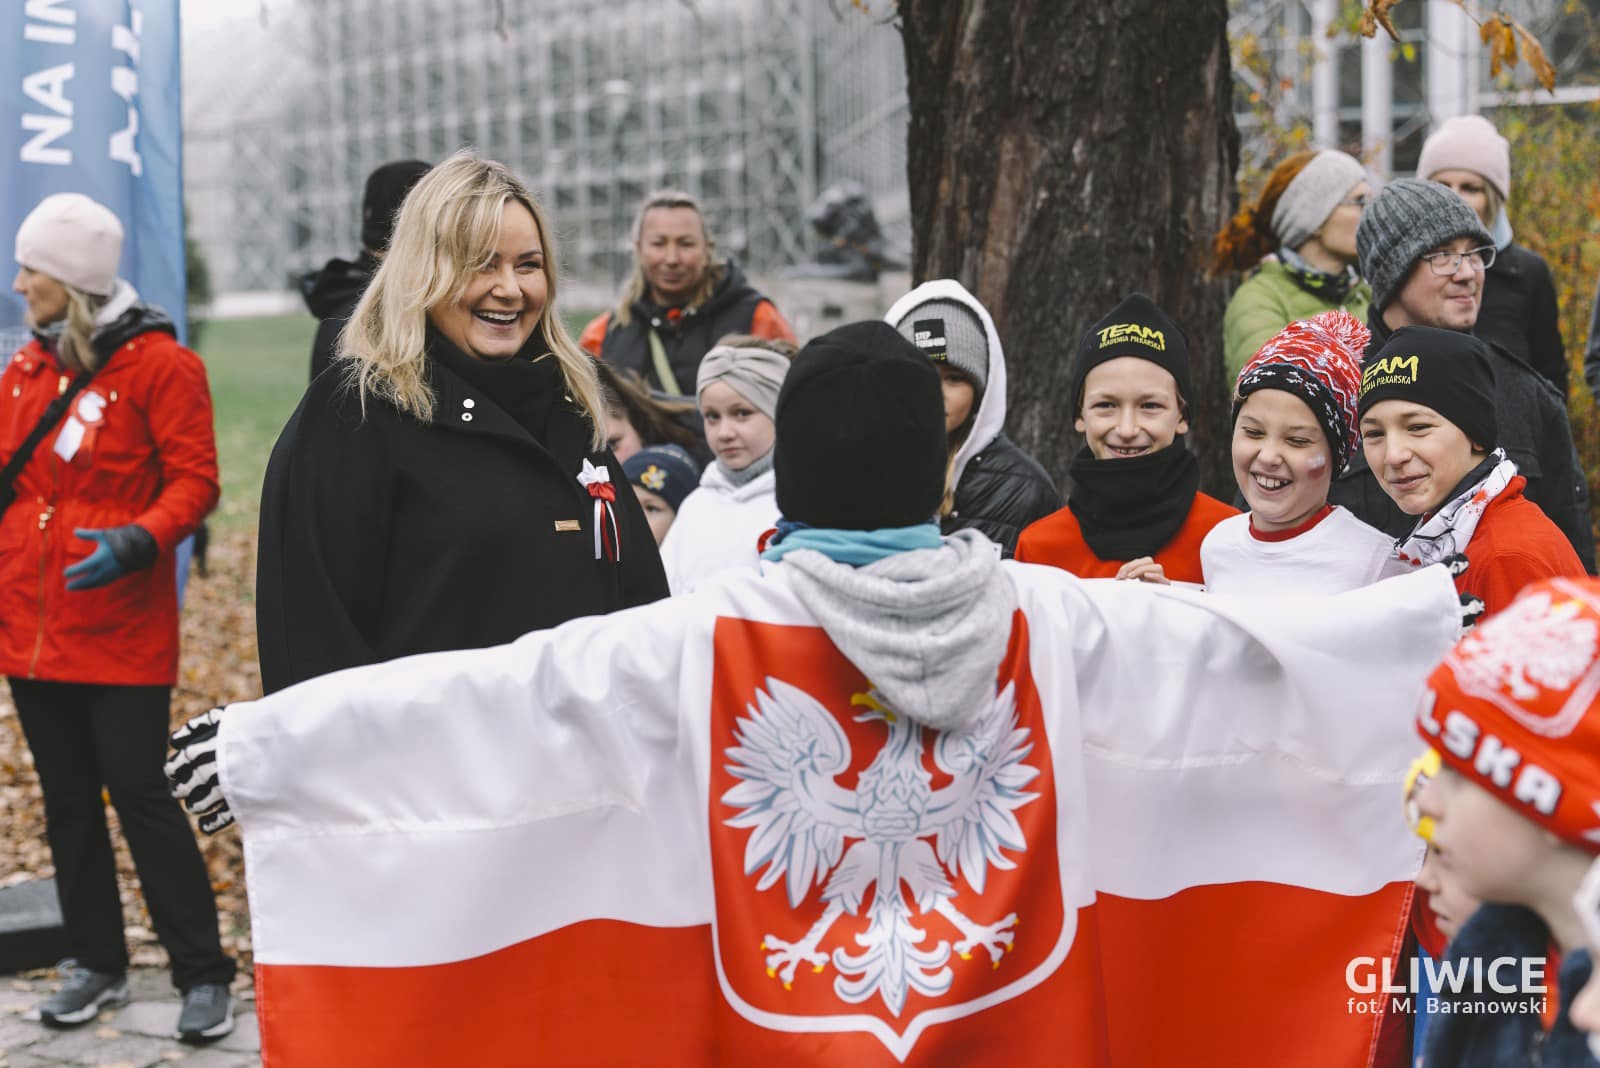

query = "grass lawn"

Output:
[[197, 315, 316, 530], [199, 309, 603, 532]]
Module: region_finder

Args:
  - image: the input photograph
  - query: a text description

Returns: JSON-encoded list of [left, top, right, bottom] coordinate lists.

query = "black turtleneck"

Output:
[[427, 326, 560, 445]]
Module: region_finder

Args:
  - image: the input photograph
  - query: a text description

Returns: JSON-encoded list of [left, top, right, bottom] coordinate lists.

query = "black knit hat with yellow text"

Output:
[[1357, 325, 1497, 451], [1071, 293, 1193, 411]]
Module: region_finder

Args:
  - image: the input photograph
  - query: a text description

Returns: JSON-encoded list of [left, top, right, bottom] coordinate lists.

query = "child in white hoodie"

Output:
[[659, 336, 790, 592]]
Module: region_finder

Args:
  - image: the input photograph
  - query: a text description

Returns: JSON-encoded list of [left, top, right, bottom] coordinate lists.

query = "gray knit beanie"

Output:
[[891, 298, 990, 398], [1356, 179, 1492, 313], [1271, 151, 1369, 251]]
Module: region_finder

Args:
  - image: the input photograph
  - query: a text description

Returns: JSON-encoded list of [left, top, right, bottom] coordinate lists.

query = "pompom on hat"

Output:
[[1233, 310, 1370, 467], [1416, 577, 1600, 854], [14, 193, 124, 297]]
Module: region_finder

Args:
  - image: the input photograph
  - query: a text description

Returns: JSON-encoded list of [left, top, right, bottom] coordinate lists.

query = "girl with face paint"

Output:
[[1201, 312, 1408, 594]]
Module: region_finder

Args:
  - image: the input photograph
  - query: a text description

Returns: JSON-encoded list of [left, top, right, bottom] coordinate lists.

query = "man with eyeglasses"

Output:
[[1328, 179, 1594, 573]]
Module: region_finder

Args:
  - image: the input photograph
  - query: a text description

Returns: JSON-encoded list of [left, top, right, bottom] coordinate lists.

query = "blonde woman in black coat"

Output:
[[256, 152, 667, 693]]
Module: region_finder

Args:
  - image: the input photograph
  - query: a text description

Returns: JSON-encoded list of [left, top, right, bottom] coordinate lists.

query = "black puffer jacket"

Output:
[[299, 253, 377, 383], [596, 261, 770, 392], [1329, 310, 1595, 572], [1421, 904, 1595, 1068], [1476, 242, 1566, 397], [946, 434, 1060, 557]]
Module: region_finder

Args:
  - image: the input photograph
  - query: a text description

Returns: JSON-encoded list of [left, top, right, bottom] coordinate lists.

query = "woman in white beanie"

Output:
[[1418, 113, 1566, 396], [658, 334, 791, 592], [5, 193, 236, 1039], [1212, 150, 1375, 382]]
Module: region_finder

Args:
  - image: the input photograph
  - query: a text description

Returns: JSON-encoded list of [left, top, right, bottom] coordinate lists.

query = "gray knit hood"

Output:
[[776, 530, 1018, 733]]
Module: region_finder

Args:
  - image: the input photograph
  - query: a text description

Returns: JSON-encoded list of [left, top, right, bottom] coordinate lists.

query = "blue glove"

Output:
[[64, 525, 158, 591]]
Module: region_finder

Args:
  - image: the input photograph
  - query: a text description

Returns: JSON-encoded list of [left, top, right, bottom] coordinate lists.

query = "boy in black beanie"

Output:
[[1017, 293, 1237, 583], [1358, 325, 1583, 618]]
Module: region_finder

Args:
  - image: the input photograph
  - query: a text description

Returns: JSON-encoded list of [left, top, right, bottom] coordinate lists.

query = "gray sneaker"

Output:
[[38, 966, 129, 1027], [175, 981, 234, 1044]]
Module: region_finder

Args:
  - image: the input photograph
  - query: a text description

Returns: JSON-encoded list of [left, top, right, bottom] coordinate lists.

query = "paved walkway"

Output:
[[0, 970, 260, 1067]]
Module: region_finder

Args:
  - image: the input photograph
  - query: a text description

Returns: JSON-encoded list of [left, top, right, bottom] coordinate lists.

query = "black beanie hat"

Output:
[[1071, 293, 1193, 411], [774, 321, 947, 530], [361, 159, 432, 252], [1357, 325, 1498, 451]]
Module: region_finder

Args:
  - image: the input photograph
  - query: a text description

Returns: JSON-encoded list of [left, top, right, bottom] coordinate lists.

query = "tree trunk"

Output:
[[900, 0, 1239, 497]]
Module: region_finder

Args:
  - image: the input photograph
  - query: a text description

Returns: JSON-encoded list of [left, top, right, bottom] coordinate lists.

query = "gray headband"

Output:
[[1270, 151, 1369, 251], [696, 344, 789, 420]]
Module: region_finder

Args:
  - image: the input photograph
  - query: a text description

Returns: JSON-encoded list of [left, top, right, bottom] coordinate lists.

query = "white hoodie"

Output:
[[883, 279, 1008, 501], [658, 461, 779, 594]]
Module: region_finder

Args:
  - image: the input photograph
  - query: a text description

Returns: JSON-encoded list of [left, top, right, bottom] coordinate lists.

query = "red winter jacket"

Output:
[[0, 320, 218, 685]]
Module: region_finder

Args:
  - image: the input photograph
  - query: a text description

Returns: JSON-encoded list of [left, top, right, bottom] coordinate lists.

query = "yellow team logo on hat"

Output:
[[640, 464, 667, 492], [1097, 323, 1165, 351], [1361, 354, 1420, 395]]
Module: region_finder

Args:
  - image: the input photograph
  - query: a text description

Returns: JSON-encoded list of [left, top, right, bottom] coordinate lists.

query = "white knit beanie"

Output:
[[14, 193, 124, 297], [1417, 115, 1511, 201]]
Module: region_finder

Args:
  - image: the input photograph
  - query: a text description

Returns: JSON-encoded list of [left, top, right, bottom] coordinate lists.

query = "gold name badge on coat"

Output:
[[553, 519, 582, 533]]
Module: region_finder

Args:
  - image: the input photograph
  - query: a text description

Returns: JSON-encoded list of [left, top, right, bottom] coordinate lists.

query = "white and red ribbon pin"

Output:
[[577, 459, 621, 562]]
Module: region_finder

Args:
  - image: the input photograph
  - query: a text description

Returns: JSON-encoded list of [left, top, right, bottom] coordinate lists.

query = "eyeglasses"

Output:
[[1403, 747, 1441, 843], [1421, 245, 1496, 276]]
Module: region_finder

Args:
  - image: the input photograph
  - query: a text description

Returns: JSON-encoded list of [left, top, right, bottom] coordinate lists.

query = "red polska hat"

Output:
[[1416, 577, 1600, 853]]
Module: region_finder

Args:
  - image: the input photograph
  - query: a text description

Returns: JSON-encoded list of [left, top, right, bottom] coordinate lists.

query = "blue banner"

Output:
[[0, 0, 184, 348]]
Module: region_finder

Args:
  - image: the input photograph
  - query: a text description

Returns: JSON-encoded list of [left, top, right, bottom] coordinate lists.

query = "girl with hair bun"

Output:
[[1213, 150, 1373, 381]]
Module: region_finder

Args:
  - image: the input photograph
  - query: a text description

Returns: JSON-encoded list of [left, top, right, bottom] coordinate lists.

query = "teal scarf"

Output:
[[761, 522, 942, 566]]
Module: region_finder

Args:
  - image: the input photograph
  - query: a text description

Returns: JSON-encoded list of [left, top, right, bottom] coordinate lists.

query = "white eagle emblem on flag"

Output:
[[720, 678, 1040, 1017]]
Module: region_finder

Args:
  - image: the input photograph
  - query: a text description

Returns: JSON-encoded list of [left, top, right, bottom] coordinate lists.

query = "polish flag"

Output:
[[219, 567, 1458, 1065]]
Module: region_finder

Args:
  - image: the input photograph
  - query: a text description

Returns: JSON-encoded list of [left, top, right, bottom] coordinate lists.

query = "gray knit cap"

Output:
[[1270, 150, 1368, 251], [1356, 178, 1492, 313], [891, 298, 990, 398]]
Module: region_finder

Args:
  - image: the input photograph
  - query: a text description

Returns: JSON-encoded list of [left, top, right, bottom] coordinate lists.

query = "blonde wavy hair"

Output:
[[339, 150, 604, 447], [57, 286, 109, 373], [610, 189, 725, 328]]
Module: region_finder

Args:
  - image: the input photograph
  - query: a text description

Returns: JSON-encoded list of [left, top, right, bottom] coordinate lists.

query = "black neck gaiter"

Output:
[[1067, 439, 1200, 561]]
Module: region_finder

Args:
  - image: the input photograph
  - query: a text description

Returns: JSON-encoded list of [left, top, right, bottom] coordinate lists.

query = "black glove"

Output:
[[166, 709, 234, 834]]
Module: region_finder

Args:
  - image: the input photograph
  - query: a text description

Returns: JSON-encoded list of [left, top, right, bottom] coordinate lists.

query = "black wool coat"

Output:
[[1476, 242, 1566, 398], [256, 347, 668, 694]]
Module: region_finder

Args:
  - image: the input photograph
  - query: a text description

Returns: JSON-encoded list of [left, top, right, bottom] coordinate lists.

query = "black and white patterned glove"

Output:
[[1442, 553, 1470, 579], [1459, 592, 1486, 636], [166, 708, 234, 834]]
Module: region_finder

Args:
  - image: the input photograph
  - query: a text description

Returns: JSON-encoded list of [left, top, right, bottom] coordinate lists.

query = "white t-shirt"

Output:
[[659, 462, 779, 594], [1200, 505, 1408, 596]]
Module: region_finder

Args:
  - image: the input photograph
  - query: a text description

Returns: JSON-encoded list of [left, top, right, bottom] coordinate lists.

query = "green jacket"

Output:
[[1222, 260, 1371, 385]]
